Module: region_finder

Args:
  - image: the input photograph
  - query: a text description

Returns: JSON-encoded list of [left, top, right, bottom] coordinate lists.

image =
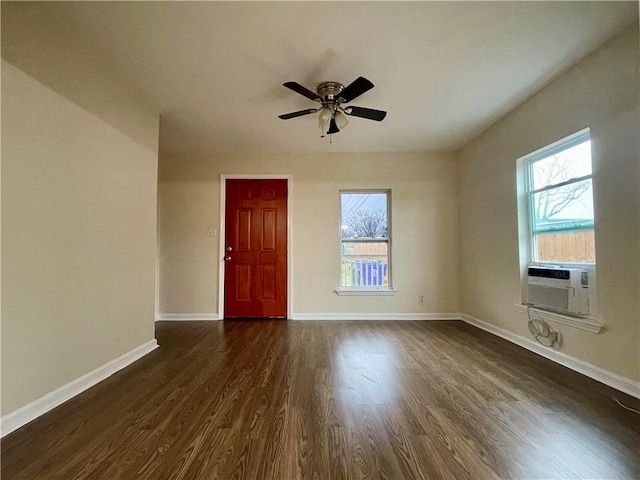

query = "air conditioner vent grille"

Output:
[[527, 284, 570, 311]]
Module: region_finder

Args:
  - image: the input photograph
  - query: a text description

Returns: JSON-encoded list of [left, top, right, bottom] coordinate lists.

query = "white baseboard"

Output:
[[1, 339, 159, 437], [290, 313, 461, 321], [156, 313, 219, 321], [461, 314, 640, 399], [157, 313, 459, 321]]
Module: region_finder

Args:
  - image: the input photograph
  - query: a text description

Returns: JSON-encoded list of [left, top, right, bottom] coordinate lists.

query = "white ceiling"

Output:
[[5, 2, 638, 155]]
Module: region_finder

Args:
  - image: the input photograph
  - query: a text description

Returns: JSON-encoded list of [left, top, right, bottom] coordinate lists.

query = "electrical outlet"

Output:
[[418, 295, 424, 305]]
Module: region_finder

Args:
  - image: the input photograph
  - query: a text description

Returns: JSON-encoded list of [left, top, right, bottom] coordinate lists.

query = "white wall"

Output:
[[158, 152, 460, 317], [1, 60, 159, 415], [458, 25, 639, 381]]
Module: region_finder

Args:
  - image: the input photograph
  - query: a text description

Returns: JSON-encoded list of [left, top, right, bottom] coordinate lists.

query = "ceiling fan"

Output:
[[278, 76, 387, 137]]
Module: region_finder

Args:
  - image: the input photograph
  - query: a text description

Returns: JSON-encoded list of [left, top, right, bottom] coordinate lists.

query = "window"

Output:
[[339, 190, 392, 291], [524, 130, 595, 265]]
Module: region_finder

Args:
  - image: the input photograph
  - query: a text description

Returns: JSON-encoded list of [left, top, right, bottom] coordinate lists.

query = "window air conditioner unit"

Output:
[[526, 267, 590, 315]]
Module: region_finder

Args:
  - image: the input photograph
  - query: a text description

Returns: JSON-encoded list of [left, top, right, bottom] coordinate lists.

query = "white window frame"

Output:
[[516, 128, 600, 328], [524, 129, 595, 267], [336, 189, 396, 295]]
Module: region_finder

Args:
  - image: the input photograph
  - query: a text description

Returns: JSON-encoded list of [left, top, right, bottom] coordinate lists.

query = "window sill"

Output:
[[515, 304, 603, 333], [335, 288, 397, 296]]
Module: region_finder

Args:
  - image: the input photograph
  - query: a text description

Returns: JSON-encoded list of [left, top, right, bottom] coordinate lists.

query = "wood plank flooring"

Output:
[[2, 320, 639, 479]]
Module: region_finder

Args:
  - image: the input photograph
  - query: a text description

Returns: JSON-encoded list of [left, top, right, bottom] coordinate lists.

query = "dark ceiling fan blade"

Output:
[[278, 108, 319, 120], [283, 82, 321, 101], [327, 118, 340, 134], [344, 106, 387, 122], [338, 77, 374, 103]]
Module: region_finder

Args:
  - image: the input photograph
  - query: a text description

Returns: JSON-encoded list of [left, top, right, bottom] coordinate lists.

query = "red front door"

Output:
[[224, 179, 287, 318]]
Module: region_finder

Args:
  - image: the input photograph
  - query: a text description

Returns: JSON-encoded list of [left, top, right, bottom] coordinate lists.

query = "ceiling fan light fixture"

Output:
[[335, 111, 349, 130], [318, 107, 332, 136]]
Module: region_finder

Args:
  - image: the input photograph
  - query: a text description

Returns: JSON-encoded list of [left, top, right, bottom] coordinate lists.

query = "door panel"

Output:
[[236, 265, 252, 301], [237, 209, 252, 251], [224, 179, 287, 318], [262, 209, 276, 250], [261, 265, 276, 300]]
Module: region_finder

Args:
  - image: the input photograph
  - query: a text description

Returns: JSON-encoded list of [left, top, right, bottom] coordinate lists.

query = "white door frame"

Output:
[[218, 174, 293, 319]]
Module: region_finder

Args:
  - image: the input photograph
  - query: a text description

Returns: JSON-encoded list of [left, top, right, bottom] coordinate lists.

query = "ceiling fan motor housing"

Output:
[[317, 82, 344, 103]]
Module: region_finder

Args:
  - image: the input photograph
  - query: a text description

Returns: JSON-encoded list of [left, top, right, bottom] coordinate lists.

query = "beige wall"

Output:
[[159, 152, 460, 316], [1, 60, 159, 414], [458, 25, 639, 381], [1, 2, 158, 151]]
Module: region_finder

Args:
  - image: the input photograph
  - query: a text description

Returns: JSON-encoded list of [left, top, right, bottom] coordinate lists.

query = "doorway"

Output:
[[222, 178, 289, 318]]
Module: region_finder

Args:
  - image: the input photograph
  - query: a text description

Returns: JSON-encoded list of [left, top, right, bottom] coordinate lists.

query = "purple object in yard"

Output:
[[356, 261, 388, 286]]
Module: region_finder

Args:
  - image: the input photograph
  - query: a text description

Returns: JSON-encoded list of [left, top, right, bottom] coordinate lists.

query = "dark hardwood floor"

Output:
[[2, 320, 639, 479]]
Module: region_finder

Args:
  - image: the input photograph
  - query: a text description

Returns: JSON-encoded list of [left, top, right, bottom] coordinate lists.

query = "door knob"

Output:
[[224, 256, 232, 261], [226, 246, 233, 251]]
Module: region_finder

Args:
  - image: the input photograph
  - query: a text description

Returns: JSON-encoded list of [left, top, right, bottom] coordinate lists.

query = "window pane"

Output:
[[531, 179, 594, 232], [535, 229, 595, 263], [341, 242, 388, 286], [341, 192, 387, 238], [531, 140, 592, 190]]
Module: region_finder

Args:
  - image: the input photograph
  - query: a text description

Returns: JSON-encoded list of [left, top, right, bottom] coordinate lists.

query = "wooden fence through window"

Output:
[[536, 230, 595, 263]]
